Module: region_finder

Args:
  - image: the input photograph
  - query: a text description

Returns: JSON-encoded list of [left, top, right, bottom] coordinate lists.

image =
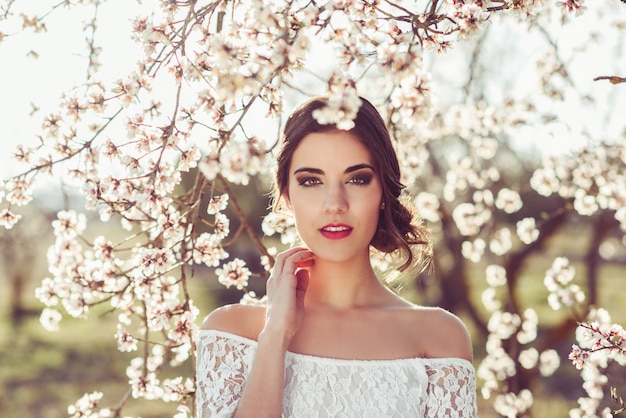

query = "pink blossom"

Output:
[[312, 75, 362, 130], [558, 0, 587, 16], [178, 145, 201, 172], [213, 213, 230, 239], [67, 391, 110, 418], [216, 258, 251, 290], [135, 247, 176, 276], [115, 324, 138, 352], [4, 177, 34, 206], [52, 210, 87, 238], [569, 344, 590, 370], [192, 232, 229, 267], [207, 194, 229, 215], [0, 208, 21, 229]]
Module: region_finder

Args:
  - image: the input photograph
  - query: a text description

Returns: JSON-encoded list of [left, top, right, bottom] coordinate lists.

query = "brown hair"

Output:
[[272, 96, 430, 272]]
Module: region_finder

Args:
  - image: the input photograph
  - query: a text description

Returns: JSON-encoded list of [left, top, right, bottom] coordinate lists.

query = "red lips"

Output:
[[320, 224, 353, 240]]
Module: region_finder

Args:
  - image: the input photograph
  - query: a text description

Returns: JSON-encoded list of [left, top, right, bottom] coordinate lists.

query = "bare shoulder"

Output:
[[406, 306, 473, 362], [200, 303, 266, 341]]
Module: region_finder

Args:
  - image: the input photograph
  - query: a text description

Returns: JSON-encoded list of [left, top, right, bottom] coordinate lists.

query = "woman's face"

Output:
[[285, 130, 383, 263]]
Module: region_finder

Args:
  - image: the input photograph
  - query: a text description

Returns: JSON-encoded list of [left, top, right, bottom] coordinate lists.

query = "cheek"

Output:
[[352, 193, 382, 225], [366, 204, 382, 229], [292, 200, 315, 223]]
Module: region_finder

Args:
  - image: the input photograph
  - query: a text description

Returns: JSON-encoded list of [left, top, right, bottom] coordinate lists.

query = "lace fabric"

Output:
[[196, 329, 477, 418]]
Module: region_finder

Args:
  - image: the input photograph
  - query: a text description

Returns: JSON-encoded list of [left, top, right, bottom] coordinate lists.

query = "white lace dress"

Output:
[[196, 329, 477, 417]]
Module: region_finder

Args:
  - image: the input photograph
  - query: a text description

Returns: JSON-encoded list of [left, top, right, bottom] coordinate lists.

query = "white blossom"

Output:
[[207, 194, 229, 215], [40, 308, 63, 332], [414, 192, 440, 223], [490, 227, 513, 256], [516, 217, 539, 244], [462, 238, 486, 262], [115, 324, 138, 352], [216, 258, 251, 290], [495, 188, 523, 214], [0, 208, 21, 229], [485, 265, 508, 287]]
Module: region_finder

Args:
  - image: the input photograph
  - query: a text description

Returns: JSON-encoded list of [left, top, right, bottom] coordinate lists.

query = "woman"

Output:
[[196, 96, 477, 417]]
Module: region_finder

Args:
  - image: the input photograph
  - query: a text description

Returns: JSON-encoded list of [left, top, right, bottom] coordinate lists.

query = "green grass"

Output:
[[0, 275, 222, 418], [0, 309, 178, 417]]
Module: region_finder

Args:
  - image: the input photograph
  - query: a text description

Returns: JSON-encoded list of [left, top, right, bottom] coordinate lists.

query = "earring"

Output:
[[380, 200, 385, 210]]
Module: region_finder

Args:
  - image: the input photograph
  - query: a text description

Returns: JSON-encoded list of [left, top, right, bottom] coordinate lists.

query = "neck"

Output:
[[303, 257, 389, 310]]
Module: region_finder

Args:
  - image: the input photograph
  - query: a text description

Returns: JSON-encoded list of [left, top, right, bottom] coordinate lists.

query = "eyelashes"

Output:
[[296, 172, 374, 187], [348, 173, 373, 185], [297, 176, 321, 187]]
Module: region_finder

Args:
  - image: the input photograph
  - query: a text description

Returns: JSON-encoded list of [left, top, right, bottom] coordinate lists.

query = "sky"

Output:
[[0, 1, 149, 179]]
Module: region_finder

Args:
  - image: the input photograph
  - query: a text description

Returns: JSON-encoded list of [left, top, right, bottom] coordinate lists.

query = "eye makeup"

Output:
[[292, 165, 377, 187], [296, 175, 321, 187], [348, 171, 374, 185]]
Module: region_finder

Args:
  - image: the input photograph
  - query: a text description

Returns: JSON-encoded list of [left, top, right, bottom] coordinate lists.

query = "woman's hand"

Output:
[[230, 247, 314, 417], [263, 247, 314, 346]]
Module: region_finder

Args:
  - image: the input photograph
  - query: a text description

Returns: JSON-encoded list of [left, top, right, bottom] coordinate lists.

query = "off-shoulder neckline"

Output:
[[198, 328, 474, 368]]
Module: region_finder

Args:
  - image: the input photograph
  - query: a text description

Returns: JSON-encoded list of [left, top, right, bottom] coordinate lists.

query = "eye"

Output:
[[297, 176, 322, 187], [347, 173, 373, 186]]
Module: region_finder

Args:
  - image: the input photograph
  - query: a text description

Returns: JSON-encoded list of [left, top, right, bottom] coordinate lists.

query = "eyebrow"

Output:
[[293, 164, 376, 175]]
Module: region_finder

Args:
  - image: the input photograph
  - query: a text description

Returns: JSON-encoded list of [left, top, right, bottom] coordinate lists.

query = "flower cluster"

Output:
[[311, 75, 362, 130], [125, 345, 195, 402], [478, 298, 559, 414], [477, 258, 564, 416], [67, 391, 111, 418], [544, 257, 585, 311], [531, 144, 626, 229], [34, 208, 201, 411], [0, 176, 33, 228], [568, 309, 626, 417], [215, 258, 252, 290]]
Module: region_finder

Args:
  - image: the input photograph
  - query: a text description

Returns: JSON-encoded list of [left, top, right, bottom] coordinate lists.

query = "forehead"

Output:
[[290, 130, 374, 170]]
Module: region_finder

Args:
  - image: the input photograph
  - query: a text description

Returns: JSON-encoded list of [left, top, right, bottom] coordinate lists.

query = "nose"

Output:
[[323, 184, 348, 214]]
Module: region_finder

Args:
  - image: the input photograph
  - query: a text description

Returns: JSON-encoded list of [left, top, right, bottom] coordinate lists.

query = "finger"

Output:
[[280, 249, 314, 274], [272, 247, 309, 275], [267, 249, 313, 291], [295, 268, 309, 294], [296, 256, 315, 269]]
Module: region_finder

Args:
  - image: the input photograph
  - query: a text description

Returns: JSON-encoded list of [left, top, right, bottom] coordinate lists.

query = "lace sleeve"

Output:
[[424, 359, 477, 418], [195, 330, 255, 418]]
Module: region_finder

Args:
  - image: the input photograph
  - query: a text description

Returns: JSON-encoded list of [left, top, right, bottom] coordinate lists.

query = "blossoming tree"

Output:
[[1, 0, 625, 417]]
